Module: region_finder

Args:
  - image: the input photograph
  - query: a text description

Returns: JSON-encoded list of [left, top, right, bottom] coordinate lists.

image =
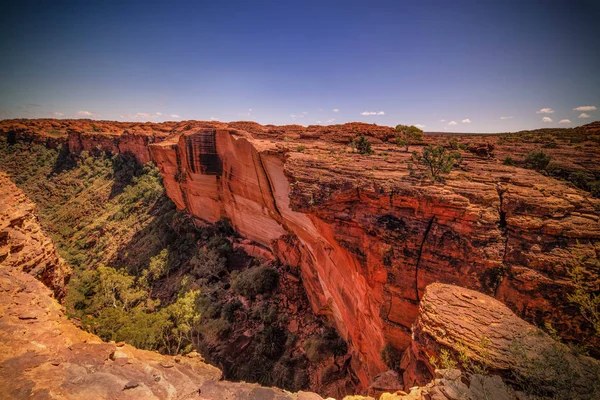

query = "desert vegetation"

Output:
[[408, 145, 462, 181], [394, 124, 424, 151], [350, 134, 374, 155]]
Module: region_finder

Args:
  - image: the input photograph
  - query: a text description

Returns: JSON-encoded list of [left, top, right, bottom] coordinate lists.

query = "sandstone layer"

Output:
[[2, 119, 599, 389]]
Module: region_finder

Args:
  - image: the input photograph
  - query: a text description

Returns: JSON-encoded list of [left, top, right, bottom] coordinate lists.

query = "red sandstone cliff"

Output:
[[2, 119, 599, 390], [400, 283, 600, 399], [147, 126, 600, 388]]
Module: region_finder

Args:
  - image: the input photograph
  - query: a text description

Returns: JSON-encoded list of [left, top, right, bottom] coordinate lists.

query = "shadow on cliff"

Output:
[[48, 145, 78, 176], [110, 196, 180, 278]]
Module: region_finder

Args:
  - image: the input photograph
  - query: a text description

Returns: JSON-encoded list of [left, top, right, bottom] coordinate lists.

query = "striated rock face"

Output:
[[376, 369, 519, 400], [0, 172, 70, 299], [2, 119, 600, 390]]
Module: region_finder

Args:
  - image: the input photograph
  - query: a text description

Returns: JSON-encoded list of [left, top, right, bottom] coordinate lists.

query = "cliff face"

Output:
[[148, 127, 600, 387], [2, 119, 600, 389], [0, 172, 70, 299]]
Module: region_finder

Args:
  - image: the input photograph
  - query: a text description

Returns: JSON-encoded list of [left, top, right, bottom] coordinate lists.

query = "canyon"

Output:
[[5, 169, 596, 400], [1, 119, 600, 397]]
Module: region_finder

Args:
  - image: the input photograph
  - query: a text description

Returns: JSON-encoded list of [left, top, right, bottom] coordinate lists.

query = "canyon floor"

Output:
[[1, 119, 599, 399]]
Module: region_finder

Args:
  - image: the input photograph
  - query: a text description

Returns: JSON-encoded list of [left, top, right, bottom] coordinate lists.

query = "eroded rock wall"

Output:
[[149, 128, 600, 388], [0, 172, 70, 299]]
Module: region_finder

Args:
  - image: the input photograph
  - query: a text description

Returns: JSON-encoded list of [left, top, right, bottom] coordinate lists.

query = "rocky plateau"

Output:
[[1, 118, 599, 398]]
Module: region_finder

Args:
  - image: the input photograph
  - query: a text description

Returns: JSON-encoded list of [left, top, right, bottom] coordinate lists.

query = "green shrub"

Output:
[[408, 145, 461, 181], [304, 327, 348, 363], [296, 145, 306, 152], [503, 156, 515, 166], [232, 265, 279, 299], [222, 299, 243, 322], [542, 140, 558, 149], [524, 150, 551, 171], [394, 124, 423, 151], [304, 336, 329, 363], [350, 134, 374, 155], [190, 248, 227, 280]]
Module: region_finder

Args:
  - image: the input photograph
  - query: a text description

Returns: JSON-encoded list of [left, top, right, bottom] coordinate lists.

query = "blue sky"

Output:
[[0, 0, 598, 132]]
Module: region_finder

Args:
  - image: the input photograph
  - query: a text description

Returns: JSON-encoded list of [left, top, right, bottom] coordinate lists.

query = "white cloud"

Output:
[[500, 116, 514, 120], [360, 111, 385, 116], [52, 112, 64, 117], [156, 112, 162, 116], [124, 112, 162, 121], [210, 117, 218, 121], [558, 119, 571, 124], [415, 124, 425, 129], [77, 110, 97, 117], [440, 119, 446, 122], [536, 108, 554, 114], [579, 113, 590, 119], [332, 109, 339, 112], [326, 118, 335, 123], [448, 121, 457, 126], [542, 117, 552, 123], [170, 114, 181, 119], [573, 105, 596, 111], [316, 120, 322, 124], [462, 118, 471, 123], [238, 108, 253, 117]]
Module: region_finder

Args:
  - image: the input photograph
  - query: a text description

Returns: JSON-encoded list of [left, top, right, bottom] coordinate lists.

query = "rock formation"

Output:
[[1, 119, 599, 390], [401, 283, 600, 398], [0, 172, 70, 299]]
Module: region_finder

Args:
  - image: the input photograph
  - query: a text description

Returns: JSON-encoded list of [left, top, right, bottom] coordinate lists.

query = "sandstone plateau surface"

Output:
[[1, 119, 599, 390]]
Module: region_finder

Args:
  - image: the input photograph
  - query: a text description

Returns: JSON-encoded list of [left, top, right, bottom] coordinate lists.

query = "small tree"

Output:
[[350, 134, 374, 155], [395, 124, 423, 152], [524, 150, 551, 171], [409, 145, 461, 182], [567, 246, 600, 336], [503, 156, 515, 166]]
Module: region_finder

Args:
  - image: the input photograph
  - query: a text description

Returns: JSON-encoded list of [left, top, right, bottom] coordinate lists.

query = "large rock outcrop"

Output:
[[400, 283, 600, 398], [2, 119, 599, 390]]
